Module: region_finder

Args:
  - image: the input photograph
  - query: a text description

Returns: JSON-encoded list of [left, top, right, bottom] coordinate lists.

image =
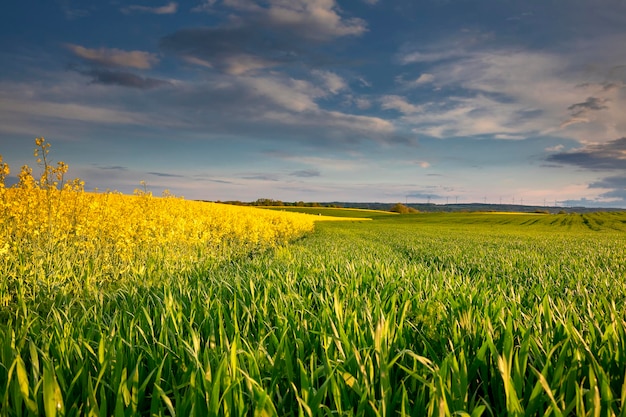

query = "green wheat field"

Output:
[[3, 208, 626, 416]]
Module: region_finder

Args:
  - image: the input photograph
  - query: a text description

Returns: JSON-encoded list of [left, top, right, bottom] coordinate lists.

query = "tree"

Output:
[[390, 203, 419, 214]]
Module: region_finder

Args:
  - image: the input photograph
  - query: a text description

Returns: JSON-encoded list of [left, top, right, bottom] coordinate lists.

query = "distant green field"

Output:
[[3, 210, 626, 416], [387, 210, 626, 231], [263, 205, 396, 219]]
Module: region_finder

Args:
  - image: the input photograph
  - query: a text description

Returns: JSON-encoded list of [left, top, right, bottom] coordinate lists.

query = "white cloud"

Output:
[[181, 55, 213, 68], [399, 50, 466, 64], [404, 94, 532, 138], [357, 77, 371, 87], [263, 0, 367, 40], [67, 44, 158, 69], [221, 0, 264, 12], [221, 54, 278, 75], [355, 97, 371, 109], [396, 43, 626, 143], [396, 73, 435, 89], [312, 70, 347, 94], [381, 95, 422, 114], [414, 73, 434, 85], [240, 75, 321, 112], [214, 0, 366, 41], [559, 116, 589, 129], [545, 144, 565, 152], [0, 96, 150, 125], [191, 0, 217, 12], [324, 110, 394, 134], [259, 109, 394, 139], [272, 154, 363, 172]]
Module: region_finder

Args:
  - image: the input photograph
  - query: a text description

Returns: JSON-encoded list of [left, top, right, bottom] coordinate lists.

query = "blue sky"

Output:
[[2, 0, 626, 206]]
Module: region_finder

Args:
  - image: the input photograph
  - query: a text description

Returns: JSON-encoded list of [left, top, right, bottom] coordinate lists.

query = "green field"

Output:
[[263, 206, 396, 219], [2, 211, 626, 416]]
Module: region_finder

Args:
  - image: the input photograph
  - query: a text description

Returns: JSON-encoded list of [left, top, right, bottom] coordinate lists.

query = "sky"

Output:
[[1, 0, 626, 206]]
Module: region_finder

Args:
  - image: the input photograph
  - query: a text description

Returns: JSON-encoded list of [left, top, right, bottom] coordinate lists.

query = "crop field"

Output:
[[2, 141, 626, 416]]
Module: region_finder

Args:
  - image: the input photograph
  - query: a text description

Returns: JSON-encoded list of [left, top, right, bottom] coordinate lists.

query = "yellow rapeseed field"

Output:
[[0, 138, 316, 305]]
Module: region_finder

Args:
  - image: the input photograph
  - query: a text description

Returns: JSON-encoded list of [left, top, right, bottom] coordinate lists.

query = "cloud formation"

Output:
[[161, 27, 287, 75], [560, 96, 610, 128], [81, 69, 170, 89], [148, 171, 184, 177], [290, 169, 321, 177], [67, 44, 159, 69], [161, 0, 365, 75], [547, 137, 626, 170], [312, 70, 347, 94], [548, 138, 626, 203], [121, 2, 178, 15], [381, 95, 422, 115], [585, 175, 626, 202], [568, 97, 609, 113], [393, 38, 626, 144], [223, 0, 367, 41]]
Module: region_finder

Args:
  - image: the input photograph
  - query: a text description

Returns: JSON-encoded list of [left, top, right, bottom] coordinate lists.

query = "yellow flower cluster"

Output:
[[0, 139, 316, 304]]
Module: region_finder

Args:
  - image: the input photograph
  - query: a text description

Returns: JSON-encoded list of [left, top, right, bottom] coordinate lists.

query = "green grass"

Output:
[[2, 212, 626, 416], [262, 206, 395, 219]]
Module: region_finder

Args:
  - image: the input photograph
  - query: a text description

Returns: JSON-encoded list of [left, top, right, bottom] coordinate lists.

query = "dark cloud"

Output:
[[561, 94, 612, 128], [567, 96, 608, 114], [160, 0, 366, 74], [290, 169, 320, 177], [589, 175, 626, 201], [597, 189, 626, 200], [121, 2, 178, 15], [191, 174, 234, 184], [602, 82, 623, 92], [160, 26, 306, 75], [82, 69, 170, 89], [560, 197, 619, 208], [241, 174, 280, 181], [97, 165, 128, 171], [147, 171, 184, 177], [121, 79, 400, 148], [407, 190, 443, 200], [547, 137, 626, 170], [551, 141, 626, 206], [590, 175, 626, 189]]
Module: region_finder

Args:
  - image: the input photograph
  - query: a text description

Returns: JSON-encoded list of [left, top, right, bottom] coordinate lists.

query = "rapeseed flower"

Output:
[[1, 138, 317, 292]]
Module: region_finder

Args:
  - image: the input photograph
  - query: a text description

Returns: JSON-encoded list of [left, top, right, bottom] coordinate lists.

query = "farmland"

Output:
[[3, 142, 626, 415], [2, 206, 626, 415]]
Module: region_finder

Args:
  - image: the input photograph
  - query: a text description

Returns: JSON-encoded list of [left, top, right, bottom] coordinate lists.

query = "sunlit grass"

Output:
[[2, 139, 626, 416]]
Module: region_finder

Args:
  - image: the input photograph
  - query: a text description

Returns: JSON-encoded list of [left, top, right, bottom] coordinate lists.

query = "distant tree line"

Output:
[[215, 199, 421, 213], [201, 199, 618, 214], [215, 199, 343, 208]]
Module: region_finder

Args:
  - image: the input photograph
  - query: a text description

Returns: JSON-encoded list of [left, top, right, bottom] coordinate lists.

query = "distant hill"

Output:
[[320, 202, 625, 214], [212, 199, 625, 214]]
